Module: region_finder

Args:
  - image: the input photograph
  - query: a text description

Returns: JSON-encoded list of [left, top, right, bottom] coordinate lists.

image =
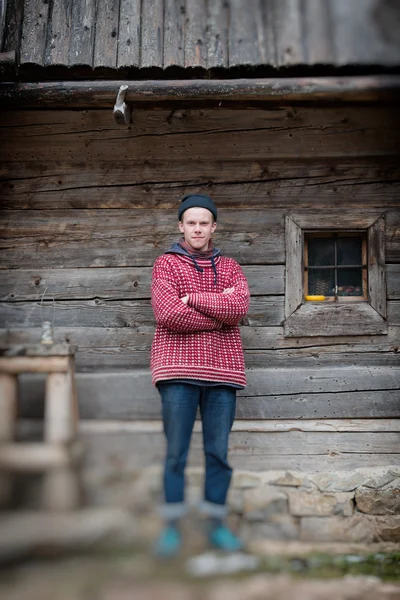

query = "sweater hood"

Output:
[[165, 242, 221, 285]]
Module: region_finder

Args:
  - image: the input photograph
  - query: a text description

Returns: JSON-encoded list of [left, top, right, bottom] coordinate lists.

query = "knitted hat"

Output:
[[178, 194, 217, 222]]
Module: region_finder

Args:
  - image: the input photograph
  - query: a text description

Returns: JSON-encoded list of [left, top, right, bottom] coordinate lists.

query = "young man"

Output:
[[150, 194, 250, 556]]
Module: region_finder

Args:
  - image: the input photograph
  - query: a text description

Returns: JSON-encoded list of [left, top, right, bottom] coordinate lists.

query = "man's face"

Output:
[[179, 207, 217, 252]]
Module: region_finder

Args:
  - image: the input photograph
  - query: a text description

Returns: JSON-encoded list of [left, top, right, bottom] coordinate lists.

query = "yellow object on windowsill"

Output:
[[305, 295, 326, 301]]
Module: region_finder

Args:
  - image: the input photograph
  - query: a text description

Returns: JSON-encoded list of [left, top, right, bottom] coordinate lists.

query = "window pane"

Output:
[[337, 268, 363, 296], [337, 237, 362, 266], [308, 268, 335, 296], [308, 238, 334, 266]]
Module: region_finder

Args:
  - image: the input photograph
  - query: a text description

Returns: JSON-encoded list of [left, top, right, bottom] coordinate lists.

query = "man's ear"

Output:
[[178, 221, 184, 233], [211, 221, 217, 233]]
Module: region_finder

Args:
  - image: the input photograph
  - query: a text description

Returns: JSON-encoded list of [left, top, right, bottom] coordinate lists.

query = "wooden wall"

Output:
[[1, 104, 399, 472]]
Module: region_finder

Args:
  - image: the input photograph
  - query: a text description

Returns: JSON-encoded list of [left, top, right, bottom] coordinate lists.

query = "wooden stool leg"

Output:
[[0, 374, 18, 507], [42, 370, 80, 510]]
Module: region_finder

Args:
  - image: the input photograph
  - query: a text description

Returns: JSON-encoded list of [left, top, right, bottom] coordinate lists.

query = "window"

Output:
[[284, 212, 387, 337], [304, 232, 367, 301]]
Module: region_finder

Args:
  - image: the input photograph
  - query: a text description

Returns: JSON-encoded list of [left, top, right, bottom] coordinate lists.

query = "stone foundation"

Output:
[[84, 465, 400, 544]]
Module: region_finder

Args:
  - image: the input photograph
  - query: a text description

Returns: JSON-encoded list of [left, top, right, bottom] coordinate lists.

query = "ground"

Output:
[[1, 541, 399, 600]]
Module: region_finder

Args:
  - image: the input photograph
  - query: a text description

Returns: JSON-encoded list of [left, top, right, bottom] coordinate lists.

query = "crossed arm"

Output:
[[151, 257, 250, 333]]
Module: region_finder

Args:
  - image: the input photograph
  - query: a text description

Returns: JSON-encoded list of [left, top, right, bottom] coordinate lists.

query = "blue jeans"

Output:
[[158, 382, 236, 520]]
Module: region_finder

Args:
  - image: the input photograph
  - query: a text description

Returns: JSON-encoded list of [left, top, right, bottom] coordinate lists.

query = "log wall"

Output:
[[1, 104, 399, 472]]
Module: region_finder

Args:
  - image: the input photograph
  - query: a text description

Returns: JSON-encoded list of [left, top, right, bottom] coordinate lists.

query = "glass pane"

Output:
[[308, 238, 334, 266], [337, 268, 363, 296], [337, 237, 362, 266], [308, 268, 335, 296]]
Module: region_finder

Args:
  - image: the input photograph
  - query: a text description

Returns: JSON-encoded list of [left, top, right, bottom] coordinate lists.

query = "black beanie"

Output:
[[178, 194, 217, 222]]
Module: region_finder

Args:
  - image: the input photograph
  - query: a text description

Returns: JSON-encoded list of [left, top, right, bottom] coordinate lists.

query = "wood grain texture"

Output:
[[1, 106, 399, 163], [0, 265, 285, 301], [140, 0, 163, 68], [46, 0, 73, 65], [20, 0, 49, 65], [17, 366, 400, 412], [163, 0, 184, 68], [0, 209, 285, 268], [0, 296, 284, 328], [302, 0, 335, 64], [1, 157, 399, 210], [2, 77, 400, 108], [228, 0, 266, 66], [93, 0, 120, 68], [67, 428, 400, 472], [273, 0, 304, 66], [368, 214, 387, 318], [117, 0, 141, 68], [285, 215, 302, 318], [2, 325, 398, 354], [68, 0, 96, 66], [206, 0, 228, 68], [184, 0, 207, 68], [284, 302, 388, 337]]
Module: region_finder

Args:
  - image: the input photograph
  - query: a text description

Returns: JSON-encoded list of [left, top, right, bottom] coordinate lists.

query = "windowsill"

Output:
[[284, 302, 388, 337], [305, 297, 367, 303]]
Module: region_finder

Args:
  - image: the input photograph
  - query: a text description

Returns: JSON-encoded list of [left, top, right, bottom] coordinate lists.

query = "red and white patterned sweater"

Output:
[[150, 252, 250, 387]]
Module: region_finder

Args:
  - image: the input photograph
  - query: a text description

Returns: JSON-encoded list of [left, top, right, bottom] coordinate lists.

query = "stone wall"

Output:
[[85, 465, 400, 544]]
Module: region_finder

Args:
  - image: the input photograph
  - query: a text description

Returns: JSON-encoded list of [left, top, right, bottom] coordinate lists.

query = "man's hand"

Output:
[[222, 287, 234, 294], [181, 294, 189, 304]]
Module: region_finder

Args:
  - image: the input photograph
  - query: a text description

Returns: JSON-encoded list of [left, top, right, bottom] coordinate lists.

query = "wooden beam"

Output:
[[0, 356, 69, 374], [1, 76, 400, 108], [79, 418, 400, 434]]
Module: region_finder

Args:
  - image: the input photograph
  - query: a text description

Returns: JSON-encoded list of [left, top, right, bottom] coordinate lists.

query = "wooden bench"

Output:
[[0, 344, 81, 511]]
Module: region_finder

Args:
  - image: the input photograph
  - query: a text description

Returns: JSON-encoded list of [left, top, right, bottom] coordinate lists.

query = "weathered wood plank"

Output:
[[117, 0, 141, 68], [1, 326, 399, 372], [302, 0, 334, 64], [228, 0, 265, 66], [93, 0, 119, 68], [1, 106, 398, 139], [140, 0, 163, 68], [18, 371, 400, 420], [76, 429, 400, 473], [68, 0, 96, 66], [1, 106, 399, 162], [0, 296, 284, 329], [2, 326, 399, 353], [185, 0, 207, 68], [369, 214, 387, 318], [1, 157, 399, 210], [46, 0, 73, 66], [2, 77, 400, 108], [273, 0, 304, 66], [1, 111, 398, 163], [0, 265, 284, 301], [0, 209, 285, 267], [285, 216, 302, 318], [206, 0, 228, 69], [80, 419, 400, 434], [0, 0, 7, 50], [331, 0, 400, 66], [388, 301, 400, 326], [0, 105, 399, 163], [388, 265, 400, 299], [1, 0, 24, 54], [20, 0, 49, 65], [17, 367, 400, 417], [163, 0, 184, 68], [285, 302, 388, 337]]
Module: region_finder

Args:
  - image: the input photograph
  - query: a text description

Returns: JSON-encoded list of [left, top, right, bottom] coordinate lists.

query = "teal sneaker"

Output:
[[154, 525, 182, 558], [209, 525, 243, 552]]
